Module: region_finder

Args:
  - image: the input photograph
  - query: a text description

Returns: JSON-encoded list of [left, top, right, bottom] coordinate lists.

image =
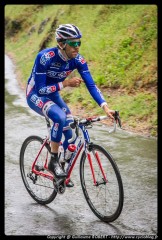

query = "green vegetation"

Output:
[[5, 4, 157, 136]]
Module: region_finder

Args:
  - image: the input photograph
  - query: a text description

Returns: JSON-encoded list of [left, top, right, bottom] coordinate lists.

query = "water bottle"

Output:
[[64, 144, 76, 162], [58, 142, 64, 163]]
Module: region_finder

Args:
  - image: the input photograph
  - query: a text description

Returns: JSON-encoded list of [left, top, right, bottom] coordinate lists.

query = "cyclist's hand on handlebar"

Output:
[[106, 109, 115, 120], [63, 77, 84, 88], [103, 105, 122, 127], [102, 105, 115, 120]]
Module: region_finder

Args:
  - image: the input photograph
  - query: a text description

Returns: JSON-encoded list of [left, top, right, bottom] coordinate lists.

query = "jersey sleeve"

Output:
[[76, 56, 107, 107], [33, 52, 63, 96]]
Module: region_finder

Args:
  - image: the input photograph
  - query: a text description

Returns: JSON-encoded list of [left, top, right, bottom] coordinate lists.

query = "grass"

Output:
[[5, 4, 157, 136]]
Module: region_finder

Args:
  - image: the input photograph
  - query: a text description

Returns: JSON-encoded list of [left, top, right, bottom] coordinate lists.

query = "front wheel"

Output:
[[80, 144, 124, 222], [20, 135, 57, 204]]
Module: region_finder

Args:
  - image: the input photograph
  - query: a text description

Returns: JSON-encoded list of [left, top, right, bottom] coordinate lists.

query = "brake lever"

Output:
[[115, 110, 122, 128]]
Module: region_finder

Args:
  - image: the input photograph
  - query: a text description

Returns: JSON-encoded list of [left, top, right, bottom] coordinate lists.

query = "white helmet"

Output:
[[55, 24, 82, 41]]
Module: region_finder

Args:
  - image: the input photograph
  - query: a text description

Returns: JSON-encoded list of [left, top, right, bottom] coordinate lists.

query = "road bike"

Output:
[[19, 111, 124, 223]]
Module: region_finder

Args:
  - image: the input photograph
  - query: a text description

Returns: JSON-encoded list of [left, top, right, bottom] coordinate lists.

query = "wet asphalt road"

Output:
[[4, 55, 158, 237]]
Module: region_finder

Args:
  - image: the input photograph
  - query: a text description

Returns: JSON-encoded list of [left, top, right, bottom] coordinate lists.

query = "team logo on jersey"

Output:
[[47, 70, 72, 79], [58, 70, 72, 78], [78, 56, 86, 64], [50, 62, 61, 68], [40, 51, 55, 65], [47, 86, 56, 93], [30, 94, 43, 108], [39, 86, 56, 94]]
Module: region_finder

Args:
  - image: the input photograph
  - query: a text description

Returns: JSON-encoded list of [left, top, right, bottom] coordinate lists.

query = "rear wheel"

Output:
[[80, 144, 124, 222], [20, 135, 57, 204]]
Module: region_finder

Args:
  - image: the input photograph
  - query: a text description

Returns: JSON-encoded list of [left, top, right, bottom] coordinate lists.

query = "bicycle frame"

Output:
[[21, 113, 123, 222], [31, 137, 53, 181], [31, 119, 108, 186]]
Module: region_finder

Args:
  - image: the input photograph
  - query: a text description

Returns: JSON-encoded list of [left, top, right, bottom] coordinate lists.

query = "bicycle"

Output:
[[19, 111, 124, 223]]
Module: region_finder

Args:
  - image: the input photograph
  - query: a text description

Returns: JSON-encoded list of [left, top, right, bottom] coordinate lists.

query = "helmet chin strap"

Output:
[[57, 42, 71, 60], [63, 44, 71, 60]]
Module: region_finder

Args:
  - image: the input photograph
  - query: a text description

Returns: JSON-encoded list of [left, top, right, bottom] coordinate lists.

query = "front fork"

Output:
[[86, 143, 108, 186]]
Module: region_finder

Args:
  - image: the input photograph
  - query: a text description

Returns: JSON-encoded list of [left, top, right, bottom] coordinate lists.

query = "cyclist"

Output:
[[26, 24, 116, 187]]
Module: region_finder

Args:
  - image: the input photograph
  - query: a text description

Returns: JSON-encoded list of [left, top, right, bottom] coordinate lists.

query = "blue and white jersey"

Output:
[[26, 47, 106, 107]]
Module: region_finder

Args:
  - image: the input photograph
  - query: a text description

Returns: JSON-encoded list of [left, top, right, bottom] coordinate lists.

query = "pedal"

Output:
[[27, 172, 37, 184], [53, 177, 66, 194]]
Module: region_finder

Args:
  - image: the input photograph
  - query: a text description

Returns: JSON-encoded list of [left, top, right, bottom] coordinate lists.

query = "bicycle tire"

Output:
[[20, 135, 57, 204], [80, 144, 124, 222]]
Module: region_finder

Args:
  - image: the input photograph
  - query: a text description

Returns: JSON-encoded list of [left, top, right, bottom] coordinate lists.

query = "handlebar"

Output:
[[68, 110, 122, 143], [45, 111, 122, 143]]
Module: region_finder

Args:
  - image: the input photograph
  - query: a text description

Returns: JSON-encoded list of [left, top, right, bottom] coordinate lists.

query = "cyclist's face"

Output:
[[62, 39, 81, 59]]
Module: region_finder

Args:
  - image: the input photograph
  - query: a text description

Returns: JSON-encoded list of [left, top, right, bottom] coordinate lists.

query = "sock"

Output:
[[51, 152, 58, 161]]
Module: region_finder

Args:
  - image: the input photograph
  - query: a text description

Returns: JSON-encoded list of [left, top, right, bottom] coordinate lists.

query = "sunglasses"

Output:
[[66, 40, 81, 47]]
